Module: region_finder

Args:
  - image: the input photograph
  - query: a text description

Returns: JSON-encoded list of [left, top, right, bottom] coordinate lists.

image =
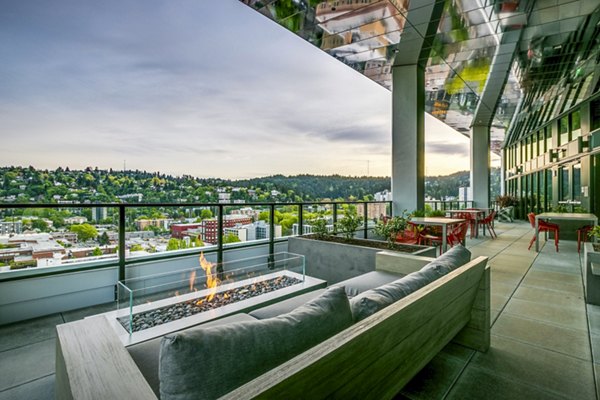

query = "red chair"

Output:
[[577, 225, 594, 253], [395, 224, 421, 245], [419, 222, 468, 254], [527, 212, 559, 252], [459, 211, 477, 238], [480, 210, 497, 239]]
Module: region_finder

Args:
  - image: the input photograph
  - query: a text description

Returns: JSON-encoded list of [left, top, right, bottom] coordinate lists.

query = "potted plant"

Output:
[[496, 195, 518, 222], [288, 211, 435, 284], [373, 210, 411, 248], [584, 226, 600, 305], [335, 213, 363, 240]]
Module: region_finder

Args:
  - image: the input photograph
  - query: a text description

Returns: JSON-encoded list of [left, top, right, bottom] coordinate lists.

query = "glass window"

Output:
[[546, 169, 553, 207], [532, 172, 538, 213], [571, 110, 581, 139], [560, 167, 570, 201], [592, 99, 600, 131], [538, 131, 545, 153], [532, 134, 538, 158], [539, 170, 546, 212], [573, 163, 581, 203], [545, 126, 552, 150], [559, 116, 569, 145]]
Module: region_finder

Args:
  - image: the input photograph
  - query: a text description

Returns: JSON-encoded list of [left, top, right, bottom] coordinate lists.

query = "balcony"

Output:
[[0, 219, 598, 399]]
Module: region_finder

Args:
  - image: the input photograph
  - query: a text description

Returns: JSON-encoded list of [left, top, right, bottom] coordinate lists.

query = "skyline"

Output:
[[0, 0, 471, 179]]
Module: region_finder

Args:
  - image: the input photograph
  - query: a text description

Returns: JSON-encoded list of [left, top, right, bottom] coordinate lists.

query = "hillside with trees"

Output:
[[0, 166, 499, 204]]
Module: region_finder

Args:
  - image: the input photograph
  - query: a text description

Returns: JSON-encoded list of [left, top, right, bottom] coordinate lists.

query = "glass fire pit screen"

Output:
[[117, 252, 305, 334]]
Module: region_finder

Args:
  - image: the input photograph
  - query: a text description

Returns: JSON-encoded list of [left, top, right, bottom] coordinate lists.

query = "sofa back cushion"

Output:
[[159, 286, 353, 400], [350, 245, 471, 321]]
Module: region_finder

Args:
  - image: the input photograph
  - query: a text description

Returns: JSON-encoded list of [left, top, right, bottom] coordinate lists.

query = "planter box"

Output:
[[583, 243, 600, 306], [288, 236, 436, 285]]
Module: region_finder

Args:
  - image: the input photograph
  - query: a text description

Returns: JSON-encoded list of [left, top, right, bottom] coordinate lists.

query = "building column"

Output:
[[391, 64, 425, 214], [471, 125, 490, 207]]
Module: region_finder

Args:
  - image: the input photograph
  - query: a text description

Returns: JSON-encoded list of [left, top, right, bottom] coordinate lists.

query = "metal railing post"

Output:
[[363, 202, 368, 238], [269, 204, 275, 267], [269, 204, 275, 252], [298, 204, 303, 236], [217, 204, 223, 272], [332, 203, 338, 234], [118, 205, 126, 282]]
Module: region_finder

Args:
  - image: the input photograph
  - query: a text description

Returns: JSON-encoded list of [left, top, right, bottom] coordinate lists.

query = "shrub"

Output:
[[374, 210, 411, 248], [336, 214, 363, 240], [310, 218, 329, 239], [496, 195, 519, 208]]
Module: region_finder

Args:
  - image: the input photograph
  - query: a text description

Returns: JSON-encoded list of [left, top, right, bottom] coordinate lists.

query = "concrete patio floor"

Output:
[[0, 221, 598, 399]]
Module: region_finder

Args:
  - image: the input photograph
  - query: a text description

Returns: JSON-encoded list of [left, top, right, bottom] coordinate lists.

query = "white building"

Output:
[[374, 190, 392, 202], [0, 221, 22, 235], [458, 187, 473, 202]]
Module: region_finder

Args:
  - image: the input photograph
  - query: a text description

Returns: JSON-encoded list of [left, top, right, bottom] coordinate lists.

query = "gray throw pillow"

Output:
[[350, 246, 472, 321], [159, 286, 353, 400]]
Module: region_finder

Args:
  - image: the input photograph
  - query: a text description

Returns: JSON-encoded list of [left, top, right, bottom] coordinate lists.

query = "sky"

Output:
[[0, 0, 470, 179]]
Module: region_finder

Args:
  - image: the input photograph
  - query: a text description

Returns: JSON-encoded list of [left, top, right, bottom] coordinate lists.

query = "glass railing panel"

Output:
[[0, 205, 119, 274]]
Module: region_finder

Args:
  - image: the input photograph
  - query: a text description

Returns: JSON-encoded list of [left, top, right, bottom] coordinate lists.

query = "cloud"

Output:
[[426, 142, 469, 155], [0, 0, 467, 179]]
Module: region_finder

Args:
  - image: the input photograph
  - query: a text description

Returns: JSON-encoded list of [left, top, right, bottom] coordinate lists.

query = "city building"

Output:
[[292, 222, 334, 236], [135, 218, 172, 231], [171, 215, 254, 242], [91, 207, 108, 222], [0, 220, 22, 235], [457, 187, 472, 202], [64, 216, 87, 225]]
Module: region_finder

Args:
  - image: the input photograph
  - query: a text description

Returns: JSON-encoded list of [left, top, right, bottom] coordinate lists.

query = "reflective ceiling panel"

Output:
[[242, 0, 409, 89], [241, 0, 600, 154]]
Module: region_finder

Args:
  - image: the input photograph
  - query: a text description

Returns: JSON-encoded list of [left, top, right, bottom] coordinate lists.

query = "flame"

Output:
[[199, 252, 219, 302], [189, 270, 196, 292]]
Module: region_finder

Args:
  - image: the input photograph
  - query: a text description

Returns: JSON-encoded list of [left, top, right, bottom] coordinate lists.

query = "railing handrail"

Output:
[[0, 200, 392, 284]]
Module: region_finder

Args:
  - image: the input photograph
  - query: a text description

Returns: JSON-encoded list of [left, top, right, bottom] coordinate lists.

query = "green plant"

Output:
[[336, 214, 363, 240], [588, 226, 600, 241], [310, 218, 329, 239], [426, 209, 446, 217], [553, 204, 569, 213], [9, 260, 37, 270], [374, 210, 411, 248], [574, 206, 588, 213], [411, 209, 426, 218], [496, 195, 519, 208]]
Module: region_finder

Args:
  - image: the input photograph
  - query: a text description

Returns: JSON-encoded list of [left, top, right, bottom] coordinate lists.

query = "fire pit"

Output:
[[120, 275, 302, 332], [105, 252, 326, 345]]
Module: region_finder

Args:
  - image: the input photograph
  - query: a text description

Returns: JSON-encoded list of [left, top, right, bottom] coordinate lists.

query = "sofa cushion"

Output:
[[350, 246, 472, 321], [332, 270, 403, 297], [127, 313, 258, 397], [159, 286, 353, 400], [427, 245, 471, 274], [249, 289, 326, 319]]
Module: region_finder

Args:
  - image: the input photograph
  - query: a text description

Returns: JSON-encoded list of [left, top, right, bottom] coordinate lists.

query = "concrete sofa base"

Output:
[[56, 252, 489, 400]]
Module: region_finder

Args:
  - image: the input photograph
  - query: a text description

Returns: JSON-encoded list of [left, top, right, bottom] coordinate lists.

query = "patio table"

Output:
[[410, 217, 465, 253], [535, 212, 598, 252], [446, 209, 487, 237]]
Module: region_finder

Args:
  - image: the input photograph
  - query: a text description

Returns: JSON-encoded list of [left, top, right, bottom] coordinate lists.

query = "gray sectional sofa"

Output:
[[56, 246, 490, 400]]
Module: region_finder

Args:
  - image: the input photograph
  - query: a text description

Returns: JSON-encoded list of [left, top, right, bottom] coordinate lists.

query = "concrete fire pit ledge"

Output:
[[288, 235, 436, 284]]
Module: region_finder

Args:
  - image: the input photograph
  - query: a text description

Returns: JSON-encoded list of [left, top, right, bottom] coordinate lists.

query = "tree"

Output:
[[70, 223, 98, 242], [222, 233, 241, 244], [31, 218, 48, 231], [98, 231, 110, 246], [258, 211, 269, 222], [166, 238, 181, 251], [91, 247, 103, 256], [200, 209, 213, 220], [130, 244, 144, 252]]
